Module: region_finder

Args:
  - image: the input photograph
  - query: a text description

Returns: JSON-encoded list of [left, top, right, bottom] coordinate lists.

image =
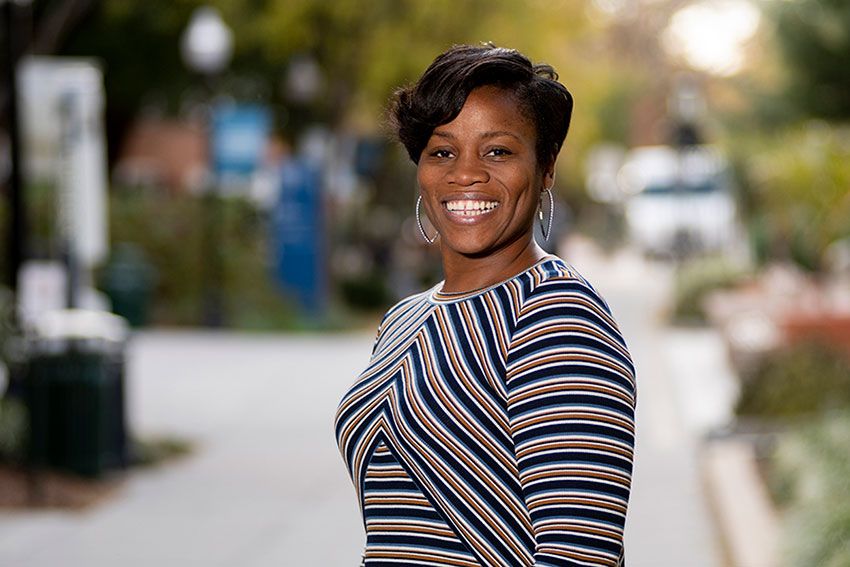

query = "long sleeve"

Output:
[[506, 277, 636, 567]]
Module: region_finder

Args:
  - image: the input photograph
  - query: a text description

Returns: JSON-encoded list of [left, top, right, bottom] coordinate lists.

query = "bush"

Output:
[[107, 188, 306, 329], [339, 273, 392, 311], [769, 412, 850, 567], [0, 397, 27, 463], [736, 340, 850, 418], [727, 123, 850, 273], [6, 183, 322, 330], [671, 255, 751, 325]]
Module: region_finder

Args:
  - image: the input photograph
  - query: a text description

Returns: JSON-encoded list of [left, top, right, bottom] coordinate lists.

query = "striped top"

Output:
[[335, 255, 636, 566]]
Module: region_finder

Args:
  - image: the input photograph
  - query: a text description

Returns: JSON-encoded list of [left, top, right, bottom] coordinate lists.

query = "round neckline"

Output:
[[428, 254, 560, 304]]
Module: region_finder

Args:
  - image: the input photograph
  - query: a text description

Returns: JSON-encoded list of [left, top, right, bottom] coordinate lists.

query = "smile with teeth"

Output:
[[444, 200, 500, 216]]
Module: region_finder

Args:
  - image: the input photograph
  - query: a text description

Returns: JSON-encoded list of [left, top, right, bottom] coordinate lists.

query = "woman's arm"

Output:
[[506, 278, 636, 567]]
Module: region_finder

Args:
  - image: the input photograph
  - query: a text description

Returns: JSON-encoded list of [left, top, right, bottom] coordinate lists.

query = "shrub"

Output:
[[736, 340, 850, 418], [0, 397, 27, 463], [107, 188, 306, 329], [769, 412, 850, 567], [671, 255, 751, 325], [339, 273, 392, 311], [727, 123, 850, 273]]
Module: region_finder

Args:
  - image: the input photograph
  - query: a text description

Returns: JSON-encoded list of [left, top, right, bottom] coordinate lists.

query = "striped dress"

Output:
[[334, 255, 636, 566]]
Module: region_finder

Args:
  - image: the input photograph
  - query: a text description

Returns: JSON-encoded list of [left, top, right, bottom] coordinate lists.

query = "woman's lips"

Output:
[[442, 199, 500, 220]]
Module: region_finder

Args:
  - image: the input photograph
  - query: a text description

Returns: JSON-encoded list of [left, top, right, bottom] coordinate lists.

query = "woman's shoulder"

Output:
[[373, 285, 436, 334], [387, 285, 436, 314], [521, 255, 613, 317], [513, 255, 635, 384]]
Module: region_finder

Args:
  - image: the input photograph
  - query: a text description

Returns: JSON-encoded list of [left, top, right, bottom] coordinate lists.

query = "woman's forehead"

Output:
[[432, 86, 534, 139]]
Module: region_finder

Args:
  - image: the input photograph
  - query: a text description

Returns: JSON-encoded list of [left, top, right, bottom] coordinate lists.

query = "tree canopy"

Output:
[[770, 0, 850, 120]]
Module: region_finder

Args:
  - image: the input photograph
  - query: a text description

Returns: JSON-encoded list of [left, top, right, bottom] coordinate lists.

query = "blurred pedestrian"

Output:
[[335, 43, 637, 567]]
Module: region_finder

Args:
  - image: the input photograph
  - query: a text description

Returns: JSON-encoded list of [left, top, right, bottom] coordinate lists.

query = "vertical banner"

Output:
[[271, 158, 326, 317], [20, 57, 109, 268]]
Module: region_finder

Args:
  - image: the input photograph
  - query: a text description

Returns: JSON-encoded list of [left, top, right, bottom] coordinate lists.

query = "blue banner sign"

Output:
[[211, 104, 271, 179], [271, 158, 326, 316]]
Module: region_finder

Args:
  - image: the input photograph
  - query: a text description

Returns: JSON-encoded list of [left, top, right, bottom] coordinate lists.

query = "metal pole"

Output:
[[201, 170, 224, 327], [200, 77, 224, 328], [3, 0, 27, 294], [3, 0, 42, 507]]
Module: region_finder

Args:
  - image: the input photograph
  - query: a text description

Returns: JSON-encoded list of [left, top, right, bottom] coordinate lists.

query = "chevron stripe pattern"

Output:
[[335, 256, 637, 566]]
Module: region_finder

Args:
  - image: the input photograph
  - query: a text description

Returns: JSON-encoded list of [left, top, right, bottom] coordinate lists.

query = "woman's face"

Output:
[[417, 85, 554, 258]]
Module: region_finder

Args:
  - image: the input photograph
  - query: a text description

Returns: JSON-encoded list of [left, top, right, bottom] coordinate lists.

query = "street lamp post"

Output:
[[2, 0, 35, 506], [180, 6, 233, 327], [668, 74, 704, 263], [2, 0, 32, 299]]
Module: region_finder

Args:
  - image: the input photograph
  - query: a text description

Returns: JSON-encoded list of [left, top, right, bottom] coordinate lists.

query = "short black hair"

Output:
[[390, 43, 574, 169]]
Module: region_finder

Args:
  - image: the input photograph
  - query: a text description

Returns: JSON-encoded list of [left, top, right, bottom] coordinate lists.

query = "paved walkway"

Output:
[[0, 333, 371, 566], [563, 240, 726, 567], [0, 242, 728, 566]]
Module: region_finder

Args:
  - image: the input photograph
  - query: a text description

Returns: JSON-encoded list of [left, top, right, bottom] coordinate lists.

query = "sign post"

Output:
[[19, 56, 109, 310]]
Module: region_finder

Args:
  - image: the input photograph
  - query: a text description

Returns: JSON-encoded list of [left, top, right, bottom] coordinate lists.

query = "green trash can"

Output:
[[25, 310, 129, 478], [100, 243, 157, 328]]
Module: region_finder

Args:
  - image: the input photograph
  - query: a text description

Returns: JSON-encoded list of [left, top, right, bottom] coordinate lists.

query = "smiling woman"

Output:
[[416, 85, 548, 273], [335, 44, 637, 567]]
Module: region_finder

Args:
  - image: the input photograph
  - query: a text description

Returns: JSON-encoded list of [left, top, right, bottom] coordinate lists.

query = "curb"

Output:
[[702, 438, 779, 567]]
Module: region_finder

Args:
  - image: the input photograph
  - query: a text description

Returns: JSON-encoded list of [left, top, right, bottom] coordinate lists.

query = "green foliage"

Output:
[[6, 180, 373, 330], [106, 188, 301, 329], [0, 198, 7, 285], [736, 340, 850, 418], [51, 0, 663, 263], [0, 397, 27, 464], [105, 189, 202, 325], [594, 77, 647, 146], [725, 123, 850, 272], [339, 273, 393, 311], [671, 255, 751, 325], [769, 0, 850, 121], [129, 434, 193, 468], [769, 412, 850, 567], [0, 285, 25, 466], [59, 0, 606, 142], [52, 0, 659, 198], [0, 287, 13, 363]]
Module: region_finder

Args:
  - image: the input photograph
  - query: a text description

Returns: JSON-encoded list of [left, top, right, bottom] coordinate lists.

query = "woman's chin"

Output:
[[439, 236, 500, 258]]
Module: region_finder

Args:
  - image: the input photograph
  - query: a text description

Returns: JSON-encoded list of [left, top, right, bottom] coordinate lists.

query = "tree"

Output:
[[56, 1, 599, 154], [770, 0, 850, 120]]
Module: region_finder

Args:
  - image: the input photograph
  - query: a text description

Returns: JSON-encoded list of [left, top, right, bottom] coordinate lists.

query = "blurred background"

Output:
[[0, 0, 848, 565]]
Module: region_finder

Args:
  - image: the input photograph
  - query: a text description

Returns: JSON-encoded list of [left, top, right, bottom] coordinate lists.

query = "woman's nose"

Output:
[[447, 153, 489, 186]]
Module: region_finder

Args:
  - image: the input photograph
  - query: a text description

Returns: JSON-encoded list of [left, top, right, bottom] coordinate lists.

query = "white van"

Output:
[[619, 144, 741, 258]]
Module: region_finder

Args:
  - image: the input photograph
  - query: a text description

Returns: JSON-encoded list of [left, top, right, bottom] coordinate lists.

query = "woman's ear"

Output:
[[543, 161, 556, 190]]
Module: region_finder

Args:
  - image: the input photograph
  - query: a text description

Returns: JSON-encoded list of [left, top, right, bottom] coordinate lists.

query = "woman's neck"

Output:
[[439, 237, 550, 293]]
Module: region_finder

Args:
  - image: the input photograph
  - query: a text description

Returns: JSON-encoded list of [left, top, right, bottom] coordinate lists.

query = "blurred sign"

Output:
[[211, 104, 271, 182], [17, 261, 66, 328], [271, 158, 326, 316], [19, 57, 109, 267], [17, 261, 110, 322]]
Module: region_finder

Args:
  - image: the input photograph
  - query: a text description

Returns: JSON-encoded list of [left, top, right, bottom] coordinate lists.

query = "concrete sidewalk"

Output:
[[0, 332, 372, 567], [0, 243, 729, 566], [563, 240, 725, 567]]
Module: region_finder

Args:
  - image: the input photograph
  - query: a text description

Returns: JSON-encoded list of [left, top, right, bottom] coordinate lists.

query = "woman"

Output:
[[335, 44, 636, 567]]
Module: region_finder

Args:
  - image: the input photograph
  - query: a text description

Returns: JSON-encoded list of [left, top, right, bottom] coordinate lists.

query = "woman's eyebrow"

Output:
[[431, 130, 521, 140], [481, 130, 521, 141]]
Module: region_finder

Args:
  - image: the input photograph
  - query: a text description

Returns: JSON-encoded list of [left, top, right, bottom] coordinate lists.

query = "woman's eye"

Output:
[[487, 147, 512, 157], [431, 149, 453, 158]]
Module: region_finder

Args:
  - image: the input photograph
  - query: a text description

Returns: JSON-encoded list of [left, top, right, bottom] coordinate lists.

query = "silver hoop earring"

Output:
[[416, 195, 438, 244], [538, 188, 554, 241]]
